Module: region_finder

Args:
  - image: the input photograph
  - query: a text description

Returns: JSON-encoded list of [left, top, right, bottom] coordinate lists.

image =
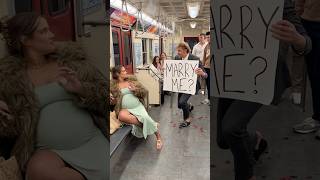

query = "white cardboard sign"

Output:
[[163, 60, 199, 95], [211, 0, 284, 105]]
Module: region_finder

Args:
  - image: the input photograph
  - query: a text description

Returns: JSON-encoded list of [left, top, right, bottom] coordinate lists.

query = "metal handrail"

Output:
[[120, 0, 131, 32], [137, 66, 162, 80], [135, 2, 145, 35]]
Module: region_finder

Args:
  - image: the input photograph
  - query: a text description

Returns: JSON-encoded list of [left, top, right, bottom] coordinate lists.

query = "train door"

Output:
[[112, 28, 122, 66], [111, 27, 133, 74], [121, 30, 133, 74], [32, 0, 75, 41]]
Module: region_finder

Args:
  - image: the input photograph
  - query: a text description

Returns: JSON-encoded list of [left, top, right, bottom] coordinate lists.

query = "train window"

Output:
[[112, 31, 121, 66], [142, 39, 147, 65], [123, 33, 131, 66], [15, 0, 32, 13], [48, 0, 69, 16]]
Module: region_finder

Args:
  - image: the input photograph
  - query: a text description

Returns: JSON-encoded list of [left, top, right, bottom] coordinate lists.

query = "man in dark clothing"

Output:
[[215, 0, 312, 179], [174, 42, 208, 128]]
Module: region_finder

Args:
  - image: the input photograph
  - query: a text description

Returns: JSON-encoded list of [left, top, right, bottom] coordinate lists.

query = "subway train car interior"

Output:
[[109, 0, 210, 179]]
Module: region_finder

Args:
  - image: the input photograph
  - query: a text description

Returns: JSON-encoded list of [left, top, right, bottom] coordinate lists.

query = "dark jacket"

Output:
[[174, 53, 206, 94]]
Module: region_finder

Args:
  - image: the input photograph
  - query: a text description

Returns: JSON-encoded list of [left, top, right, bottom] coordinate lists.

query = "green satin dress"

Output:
[[34, 82, 107, 180], [121, 88, 158, 138]]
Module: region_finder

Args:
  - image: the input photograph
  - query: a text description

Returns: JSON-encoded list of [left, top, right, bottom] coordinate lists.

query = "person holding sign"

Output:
[[175, 42, 208, 128], [215, 0, 312, 180], [293, 0, 320, 138], [151, 56, 163, 75], [110, 66, 163, 150]]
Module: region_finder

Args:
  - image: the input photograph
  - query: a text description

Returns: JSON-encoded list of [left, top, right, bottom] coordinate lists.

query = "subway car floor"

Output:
[[111, 93, 210, 180], [212, 81, 320, 180]]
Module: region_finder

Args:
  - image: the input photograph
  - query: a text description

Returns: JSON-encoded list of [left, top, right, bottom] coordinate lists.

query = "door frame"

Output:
[[111, 26, 133, 74]]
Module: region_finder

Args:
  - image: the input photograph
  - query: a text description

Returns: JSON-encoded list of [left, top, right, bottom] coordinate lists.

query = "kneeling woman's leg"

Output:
[[26, 150, 85, 180]]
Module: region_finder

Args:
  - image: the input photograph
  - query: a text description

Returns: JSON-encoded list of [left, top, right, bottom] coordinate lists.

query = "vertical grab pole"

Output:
[[170, 36, 174, 108]]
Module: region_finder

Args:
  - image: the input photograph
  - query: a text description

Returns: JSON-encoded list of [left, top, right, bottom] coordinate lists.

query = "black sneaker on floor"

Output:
[[179, 121, 191, 128], [253, 139, 268, 161]]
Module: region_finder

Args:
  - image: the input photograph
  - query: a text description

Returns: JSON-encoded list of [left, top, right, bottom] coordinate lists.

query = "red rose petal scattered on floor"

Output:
[[172, 123, 176, 128], [200, 127, 204, 133], [193, 125, 198, 129], [280, 176, 292, 180]]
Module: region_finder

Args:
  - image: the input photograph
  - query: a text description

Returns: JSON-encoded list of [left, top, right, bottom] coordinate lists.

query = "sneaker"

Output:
[[292, 92, 301, 105], [201, 99, 210, 105], [293, 117, 320, 134], [179, 121, 191, 128]]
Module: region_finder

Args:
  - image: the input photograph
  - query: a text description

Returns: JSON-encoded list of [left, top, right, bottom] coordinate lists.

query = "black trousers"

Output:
[[303, 19, 320, 121], [178, 93, 192, 120], [217, 98, 262, 180]]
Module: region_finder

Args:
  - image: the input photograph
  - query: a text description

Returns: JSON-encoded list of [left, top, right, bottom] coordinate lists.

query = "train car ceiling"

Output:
[[110, 0, 173, 34]]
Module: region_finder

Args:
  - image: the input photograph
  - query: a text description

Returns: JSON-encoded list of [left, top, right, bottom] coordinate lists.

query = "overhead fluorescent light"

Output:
[[110, 0, 173, 33], [187, 2, 200, 18], [190, 21, 197, 28]]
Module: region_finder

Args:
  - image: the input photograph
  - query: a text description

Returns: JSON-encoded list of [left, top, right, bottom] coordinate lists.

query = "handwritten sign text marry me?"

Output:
[[163, 60, 199, 95], [211, 0, 284, 105]]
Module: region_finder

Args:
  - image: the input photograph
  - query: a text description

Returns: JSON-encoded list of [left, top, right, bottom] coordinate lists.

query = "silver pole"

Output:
[[170, 36, 174, 108]]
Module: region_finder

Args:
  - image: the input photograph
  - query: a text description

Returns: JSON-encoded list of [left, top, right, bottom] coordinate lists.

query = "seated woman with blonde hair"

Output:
[[110, 66, 163, 150]]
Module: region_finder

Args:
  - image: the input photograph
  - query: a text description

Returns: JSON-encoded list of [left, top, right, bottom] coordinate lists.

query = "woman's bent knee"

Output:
[[118, 110, 127, 120]]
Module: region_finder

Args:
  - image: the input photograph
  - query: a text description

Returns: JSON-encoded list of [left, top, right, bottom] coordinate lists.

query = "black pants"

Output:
[[303, 19, 320, 121], [178, 93, 192, 120], [204, 68, 211, 99], [217, 98, 262, 180]]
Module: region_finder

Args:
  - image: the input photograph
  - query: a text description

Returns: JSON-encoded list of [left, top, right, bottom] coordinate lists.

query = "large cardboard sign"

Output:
[[211, 0, 284, 105], [163, 60, 199, 95]]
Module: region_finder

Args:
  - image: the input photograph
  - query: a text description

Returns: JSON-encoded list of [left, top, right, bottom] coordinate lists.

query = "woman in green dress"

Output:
[[0, 12, 107, 180], [110, 66, 163, 150]]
